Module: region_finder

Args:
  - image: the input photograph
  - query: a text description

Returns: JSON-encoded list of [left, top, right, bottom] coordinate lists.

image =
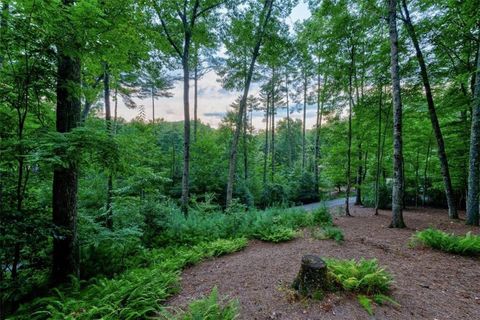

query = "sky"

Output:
[[115, 1, 313, 130]]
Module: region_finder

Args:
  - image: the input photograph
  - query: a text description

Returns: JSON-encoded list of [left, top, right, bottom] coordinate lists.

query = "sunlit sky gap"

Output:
[[113, 1, 313, 130]]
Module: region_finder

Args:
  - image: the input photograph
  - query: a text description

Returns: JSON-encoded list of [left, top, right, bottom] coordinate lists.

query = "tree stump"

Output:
[[292, 255, 328, 298]]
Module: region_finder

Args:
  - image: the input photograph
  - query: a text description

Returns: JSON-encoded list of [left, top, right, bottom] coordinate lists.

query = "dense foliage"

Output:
[[411, 228, 480, 256], [1, 0, 479, 318]]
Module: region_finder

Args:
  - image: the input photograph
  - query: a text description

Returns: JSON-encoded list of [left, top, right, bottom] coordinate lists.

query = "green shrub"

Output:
[[161, 287, 239, 320], [312, 207, 333, 226], [411, 228, 480, 256], [312, 226, 344, 243]]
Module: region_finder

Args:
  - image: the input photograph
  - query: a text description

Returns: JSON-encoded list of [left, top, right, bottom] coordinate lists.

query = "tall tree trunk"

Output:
[[271, 68, 275, 181], [423, 135, 432, 207], [388, 0, 406, 228], [302, 74, 307, 171], [181, 46, 191, 215], [466, 39, 480, 226], [152, 86, 155, 124], [243, 100, 248, 181], [285, 71, 292, 167], [52, 0, 81, 284], [263, 95, 270, 184], [401, 0, 458, 219], [103, 63, 113, 229], [374, 84, 384, 215], [225, 0, 274, 207], [345, 44, 355, 217], [194, 60, 198, 141], [415, 150, 420, 208], [114, 86, 118, 134], [355, 143, 363, 206], [314, 73, 324, 199]]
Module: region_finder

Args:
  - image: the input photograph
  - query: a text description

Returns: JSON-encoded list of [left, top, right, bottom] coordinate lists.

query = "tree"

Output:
[[399, 0, 458, 219], [150, 0, 224, 214], [52, 0, 82, 284], [466, 39, 480, 226], [387, 0, 406, 228], [224, 0, 278, 207]]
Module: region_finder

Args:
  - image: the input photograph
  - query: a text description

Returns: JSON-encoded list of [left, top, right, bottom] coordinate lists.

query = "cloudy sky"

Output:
[[115, 1, 315, 130]]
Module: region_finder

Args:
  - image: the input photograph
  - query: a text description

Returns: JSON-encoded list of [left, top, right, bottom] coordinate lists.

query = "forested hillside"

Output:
[[0, 0, 479, 319]]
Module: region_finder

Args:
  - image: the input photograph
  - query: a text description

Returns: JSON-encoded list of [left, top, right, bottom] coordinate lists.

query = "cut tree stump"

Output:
[[292, 255, 328, 297]]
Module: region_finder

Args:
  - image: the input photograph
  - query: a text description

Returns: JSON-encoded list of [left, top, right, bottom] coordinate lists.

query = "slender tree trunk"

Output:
[[52, 0, 81, 283], [466, 39, 480, 225], [152, 86, 155, 124], [243, 100, 248, 181], [401, 0, 457, 219], [114, 86, 118, 134], [194, 60, 198, 141], [271, 67, 275, 181], [345, 45, 355, 217], [285, 71, 292, 167], [263, 95, 270, 184], [388, 0, 406, 228], [225, 0, 274, 207], [314, 73, 324, 199], [181, 48, 191, 215], [415, 150, 420, 208], [423, 135, 432, 207], [355, 143, 363, 205], [103, 63, 113, 229], [302, 74, 307, 171], [374, 84, 383, 215]]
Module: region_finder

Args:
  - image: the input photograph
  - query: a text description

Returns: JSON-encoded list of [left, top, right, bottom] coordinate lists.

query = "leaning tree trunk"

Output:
[[292, 255, 328, 297], [225, 0, 274, 207], [401, 0, 457, 219], [388, 0, 406, 228], [52, 0, 81, 284], [466, 39, 480, 226]]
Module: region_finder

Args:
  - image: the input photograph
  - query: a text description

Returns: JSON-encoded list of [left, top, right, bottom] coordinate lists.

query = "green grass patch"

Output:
[[411, 228, 480, 256]]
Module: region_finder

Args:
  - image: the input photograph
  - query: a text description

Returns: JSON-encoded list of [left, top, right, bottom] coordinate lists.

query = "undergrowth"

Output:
[[13, 238, 247, 320], [160, 287, 239, 320], [324, 258, 397, 316], [411, 228, 480, 256], [312, 226, 344, 243]]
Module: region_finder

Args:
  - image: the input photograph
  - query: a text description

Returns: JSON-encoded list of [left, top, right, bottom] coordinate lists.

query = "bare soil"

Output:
[[168, 207, 480, 319]]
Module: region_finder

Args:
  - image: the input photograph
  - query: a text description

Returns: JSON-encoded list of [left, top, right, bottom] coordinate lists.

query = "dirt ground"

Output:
[[168, 207, 480, 319]]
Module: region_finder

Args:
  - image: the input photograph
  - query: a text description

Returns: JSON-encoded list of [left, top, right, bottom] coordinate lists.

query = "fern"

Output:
[[412, 228, 480, 256]]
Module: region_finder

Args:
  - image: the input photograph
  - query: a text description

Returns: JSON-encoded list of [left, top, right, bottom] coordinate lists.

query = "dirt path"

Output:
[[168, 207, 480, 319]]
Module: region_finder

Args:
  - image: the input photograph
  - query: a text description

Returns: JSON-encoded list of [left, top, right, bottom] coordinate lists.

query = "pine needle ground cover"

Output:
[[411, 228, 480, 256]]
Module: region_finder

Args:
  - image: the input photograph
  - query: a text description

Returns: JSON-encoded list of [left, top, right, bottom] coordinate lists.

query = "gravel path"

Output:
[[299, 197, 356, 211], [168, 207, 480, 319]]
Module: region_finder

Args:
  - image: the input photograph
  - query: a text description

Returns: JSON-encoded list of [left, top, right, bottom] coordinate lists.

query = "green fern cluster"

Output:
[[411, 228, 480, 256], [13, 238, 248, 320], [325, 258, 392, 294], [160, 287, 239, 320], [254, 226, 298, 242], [312, 226, 344, 243], [323, 258, 397, 316]]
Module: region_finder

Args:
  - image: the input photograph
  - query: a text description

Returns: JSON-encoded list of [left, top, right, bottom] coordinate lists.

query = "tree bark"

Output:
[[355, 143, 363, 206], [225, 0, 274, 207], [388, 0, 406, 228], [285, 71, 292, 167], [52, 0, 81, 284], [292, 255, 328, 297], [194, 58, 198, 141], [374, 84, 383, 215], [345, 44, 355, 217], [263, 94, 270, 185], [271, 67, 275, 181], [314, 74, 324, 198], [302, 73, 307, 171], [401, 0, 458, 219], [103, 62, 113, 229], [423, 135, 432, 207], [466, 39, 480, 226], [181, 52, 191, 215]]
